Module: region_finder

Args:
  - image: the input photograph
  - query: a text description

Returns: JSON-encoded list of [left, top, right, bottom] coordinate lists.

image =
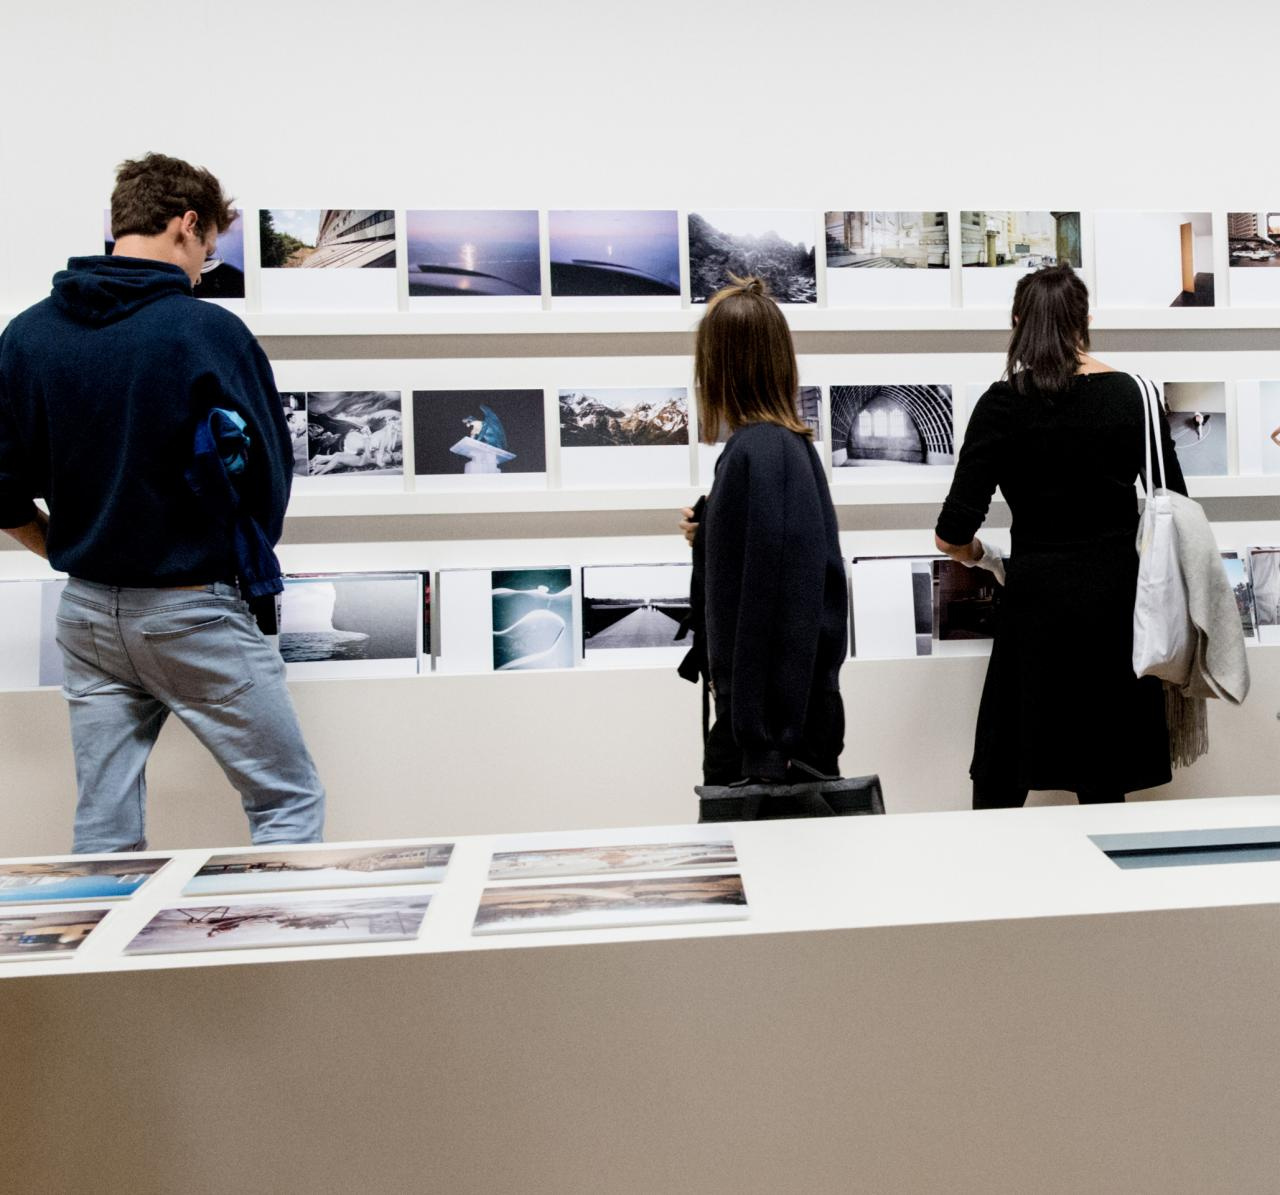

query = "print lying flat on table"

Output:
[[0, 908, 110, 960], [0, 857, 170, 904], [472, 872, 749, 935], [488, 839, 737, 881], [183, 843, 455, 897], [126, 895, 432, 955]]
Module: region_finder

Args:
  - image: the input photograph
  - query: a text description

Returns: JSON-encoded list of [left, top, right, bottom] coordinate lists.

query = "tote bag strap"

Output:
[[1132, 374, 1167, 497]]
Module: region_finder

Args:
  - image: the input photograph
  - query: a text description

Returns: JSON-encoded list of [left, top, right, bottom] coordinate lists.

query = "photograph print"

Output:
[[260, 209, 396, 269], [829, 385, 954, 471], [960, 211, 1081, 269], [488, 839, 737, 881], [491, 568, 574, 671], [472, 872, 748, 935], [280, 392, 310, 477], [932, 558, 1000, 645], [581, 563, 693, 665], [413, 389, 547, 484], [549, 210, 680, 299], [849, 556, 934, 659], [183, 843, 455, 897], [125, 894, 432, 955], [1220, 553, 1256, 640], [298, 391, 402, 479], [826, 211, 950, 270], [1258, 381, 1280, 475], [0, 579, 44, 691], [559, 387, 690, 487], [406, 209, 541, 300], [1094, 211, 1215, 308], [1163, 381, 1228, 476], [0, 908, 109, 960], [279, 572, 422, 677], [1248, 547, 1280, 644], [105, 208, 246, 300], [1228, 212, 1280, 267], [688, 210, 817, 304], [0, 857, 169, 904]]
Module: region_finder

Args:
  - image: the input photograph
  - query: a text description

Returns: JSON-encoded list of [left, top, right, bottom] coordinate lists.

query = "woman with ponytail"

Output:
[[681, 276, 848, 788], [934, 264, 1187, 808]]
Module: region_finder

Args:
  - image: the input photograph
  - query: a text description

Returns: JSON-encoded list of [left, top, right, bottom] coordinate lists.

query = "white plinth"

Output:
[[449, 435, 517, 474]]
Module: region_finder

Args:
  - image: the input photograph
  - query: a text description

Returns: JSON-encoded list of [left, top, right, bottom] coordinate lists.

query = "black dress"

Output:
[[935, 373, 1187, 800]]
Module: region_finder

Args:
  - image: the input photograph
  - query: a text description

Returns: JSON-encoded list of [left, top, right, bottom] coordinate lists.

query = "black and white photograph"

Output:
[[0, 908, 109, 960], [829, 385, 954, 470], [549, 210, 680, 299], [688, 211, 817, 304], [850, 556, 935, 659], [1163, 382, 1227, 476], [405, 209, 541, 303], [488, 839, 737, 881], [0, 857, 169, 904], [933, 559, 1000, 643], [183, 843, 454, 897], [1221, 553, 1256, 640], [279, 572, 422, 678], [105, 208, 245, 300], [412, 389, 547, 485], [125, 894, 432, 955], [581, 563, 692, 666], [472, 872, 749, 935], [492, 568, 574, 671], [260, 209, 395, 269], [1248, 547, 1280, 644], [826, 211, 949, 269], [559, 387, 690, 487], [279, 391, 402, 480], [1094, 211, 1216, 308], [796, 386, 822, 440]]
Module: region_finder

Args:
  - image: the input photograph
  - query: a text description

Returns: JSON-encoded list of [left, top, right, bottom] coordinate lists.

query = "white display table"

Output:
[[5, 796, 1280, 1193]]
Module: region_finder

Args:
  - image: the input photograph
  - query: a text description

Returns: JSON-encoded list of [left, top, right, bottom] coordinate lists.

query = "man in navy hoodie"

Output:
[[0, 153, 324, 852]]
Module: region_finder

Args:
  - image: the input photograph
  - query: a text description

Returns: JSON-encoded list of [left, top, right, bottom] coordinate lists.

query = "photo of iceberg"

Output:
[[491, 569, 573, 671], [279, 573, 421, 678]]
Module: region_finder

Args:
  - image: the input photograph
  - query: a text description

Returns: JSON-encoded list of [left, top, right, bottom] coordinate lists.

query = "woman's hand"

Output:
[[679, 506, 699, 548]]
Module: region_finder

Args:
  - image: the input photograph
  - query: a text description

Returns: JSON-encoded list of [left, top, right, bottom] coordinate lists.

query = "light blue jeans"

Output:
[[56, 579, 325, 853]]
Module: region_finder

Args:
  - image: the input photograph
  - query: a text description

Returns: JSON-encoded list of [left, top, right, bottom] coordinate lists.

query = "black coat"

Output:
[[684, 422, 848, 780], [936, 373, 1188, 793]]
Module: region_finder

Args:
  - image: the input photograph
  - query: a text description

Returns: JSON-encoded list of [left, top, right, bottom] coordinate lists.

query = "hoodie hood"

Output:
[[51, 256, 192, 326]]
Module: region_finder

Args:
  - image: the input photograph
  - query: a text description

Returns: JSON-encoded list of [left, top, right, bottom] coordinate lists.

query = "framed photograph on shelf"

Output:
[[959, 210, 1081, 308], [412, 388, 548, 491], [404, 209, 542, 310], [258, 209, 397, 312], [548, 210, 680, 308], [824, 211, 951, 308], [1094, 211, 1215, 308]]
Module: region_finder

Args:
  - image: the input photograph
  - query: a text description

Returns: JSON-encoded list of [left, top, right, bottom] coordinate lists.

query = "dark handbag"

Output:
[[696, 760, 885, 823]]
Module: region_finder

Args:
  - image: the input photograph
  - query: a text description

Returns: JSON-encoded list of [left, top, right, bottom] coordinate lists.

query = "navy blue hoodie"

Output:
[[0, 256, 291, 586]]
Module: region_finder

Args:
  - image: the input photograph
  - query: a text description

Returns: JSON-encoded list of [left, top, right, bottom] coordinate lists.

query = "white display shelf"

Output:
[[5, 306, 1280, 339]]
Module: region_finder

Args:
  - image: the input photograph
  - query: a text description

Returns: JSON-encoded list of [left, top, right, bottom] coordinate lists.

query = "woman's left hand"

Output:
[[679, 506, 699, 548]]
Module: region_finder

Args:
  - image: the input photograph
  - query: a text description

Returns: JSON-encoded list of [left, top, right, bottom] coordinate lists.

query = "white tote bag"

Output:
[[1131, 375, 1194, 685]]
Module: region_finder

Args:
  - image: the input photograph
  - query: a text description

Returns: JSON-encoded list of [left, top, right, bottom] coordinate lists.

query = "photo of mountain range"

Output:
[[558, 388, 689, 448]]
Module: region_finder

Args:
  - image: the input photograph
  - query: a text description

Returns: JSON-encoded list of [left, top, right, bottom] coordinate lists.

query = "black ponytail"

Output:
[[1006, 264, 1090, 395]]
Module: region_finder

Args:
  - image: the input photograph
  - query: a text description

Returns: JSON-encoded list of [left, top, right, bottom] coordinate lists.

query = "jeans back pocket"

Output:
[[54, 615, 109, 696], [141, 613, 255, 705]]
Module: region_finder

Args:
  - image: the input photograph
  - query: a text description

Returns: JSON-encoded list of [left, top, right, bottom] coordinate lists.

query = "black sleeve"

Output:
[[711, 435, 827, 779], [1148, 384, 1189, 498], [935, 384, 1010, 546], [0, 333, 39, 529], [220, 338, 292, 546]]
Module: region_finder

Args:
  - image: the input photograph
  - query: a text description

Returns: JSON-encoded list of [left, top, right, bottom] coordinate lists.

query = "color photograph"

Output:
[[1220, 553, 1256, 640], [0, 857, 169, 904], [105, 208, 245, 299], [472, 872, 748, 935], [125, 895, 432, 955], [279, 572, 421, 675], [1094, 211, 1215, 308], [960, 211, 1081, 269], [581, 563, 692, 661], [413, 389, 547, 479], [406, 209, 541, 298], [489, 839, 736, 881], [825, 211, 949, 269], [1249, 547, 1280, 643], [1164, 382, 1227, 476], [549, 210, 680, 297], [830, 385, 954, 469], [492, 568, 574, 671], [933, 558, 999, 641], [183, 843, 454, 897], [559, 388, 689, 447], [260, 209, 396, 269], [1227, 212, 1280, 267], [0, 908, 109, 959], [688, 211, 817, 304], [1259, 381, 1280, 475]]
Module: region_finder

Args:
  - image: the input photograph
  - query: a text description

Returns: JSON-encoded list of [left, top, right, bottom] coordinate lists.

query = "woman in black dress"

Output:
[[679, 276, 848, 785], [934, 265, 1185, 808]]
